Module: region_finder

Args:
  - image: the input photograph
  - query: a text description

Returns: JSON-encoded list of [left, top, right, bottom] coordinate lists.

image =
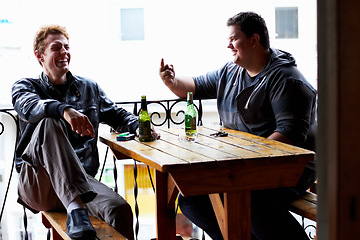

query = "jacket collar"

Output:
[[40, 71, 81, 98], [40, 71, 75, 85]]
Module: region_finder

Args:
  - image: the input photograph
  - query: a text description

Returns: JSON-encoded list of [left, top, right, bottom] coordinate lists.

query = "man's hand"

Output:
[[267, 131, 293, 145], [159, 58, 176, 88], [63, 108, 95, 137], [159, 58, 196, 98], [151, 126, 161, 141], [135, 126, 161, 141]]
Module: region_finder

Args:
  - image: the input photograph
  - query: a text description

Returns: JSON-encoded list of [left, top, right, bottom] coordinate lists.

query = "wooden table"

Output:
[[99, 125, 314, 240]]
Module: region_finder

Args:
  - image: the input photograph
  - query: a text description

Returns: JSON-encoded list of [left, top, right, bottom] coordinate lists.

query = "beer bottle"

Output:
[[139, 95, 152, 142], [185, 92, 197, 137]]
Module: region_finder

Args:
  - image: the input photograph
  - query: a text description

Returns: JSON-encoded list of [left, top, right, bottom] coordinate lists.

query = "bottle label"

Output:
[[190, 117, 196, 130], [185, 116, 196, 131], [139, 121, 152, 141]]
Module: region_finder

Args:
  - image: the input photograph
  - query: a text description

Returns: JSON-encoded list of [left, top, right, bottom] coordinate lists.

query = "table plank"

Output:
[[162, 127, 314, 167], [199, 127, 307, 157], [100, 130, 235, 172], [160, 128, 264, 159], [203, 124, 314, 155], [99, 132, 189, 172], [158, 129, 239, 160]]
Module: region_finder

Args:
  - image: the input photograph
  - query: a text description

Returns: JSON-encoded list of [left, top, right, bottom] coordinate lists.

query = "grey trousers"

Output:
[[17, 118, 134, 240]]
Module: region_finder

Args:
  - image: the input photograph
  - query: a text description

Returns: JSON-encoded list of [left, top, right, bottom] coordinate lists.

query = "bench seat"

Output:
[[289, 191, 317, 222], [289, 191, 317, 239], [41, 211, 126, 240]]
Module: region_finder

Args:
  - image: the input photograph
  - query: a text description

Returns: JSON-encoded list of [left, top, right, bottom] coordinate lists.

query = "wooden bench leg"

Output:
[[51, 229, 63, 240], [42, 213, 64, 240]]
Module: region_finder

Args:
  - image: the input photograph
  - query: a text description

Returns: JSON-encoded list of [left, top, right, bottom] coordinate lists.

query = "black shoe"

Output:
[[66, 208, 96, 239]]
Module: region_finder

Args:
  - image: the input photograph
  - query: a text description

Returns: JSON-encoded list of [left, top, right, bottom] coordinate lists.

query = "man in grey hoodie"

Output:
[[159, 12, 316, 240]]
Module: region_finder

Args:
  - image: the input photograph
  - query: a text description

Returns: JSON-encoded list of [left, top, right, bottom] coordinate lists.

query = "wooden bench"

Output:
[[289, 189, 317, 239], [289, 191, 317, 222], [41, 211, 126, 240]]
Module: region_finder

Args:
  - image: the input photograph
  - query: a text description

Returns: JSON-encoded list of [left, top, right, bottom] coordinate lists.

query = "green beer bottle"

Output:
[[185, 92, 197, 138], [139, 96, 152, 142]]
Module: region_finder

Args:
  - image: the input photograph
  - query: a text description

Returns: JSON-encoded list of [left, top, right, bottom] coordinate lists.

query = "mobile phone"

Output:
[[116, 132, 135, 141]]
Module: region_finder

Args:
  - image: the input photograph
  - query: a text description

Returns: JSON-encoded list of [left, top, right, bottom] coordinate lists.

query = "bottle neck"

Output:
[[141, 97, 147, 111], [187, 93, 193, 105]]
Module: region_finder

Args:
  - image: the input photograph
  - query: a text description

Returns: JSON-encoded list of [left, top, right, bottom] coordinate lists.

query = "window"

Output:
[[120, 8, 144, 41], [275, 7, 298, 39], [0, 18, 20, 48]]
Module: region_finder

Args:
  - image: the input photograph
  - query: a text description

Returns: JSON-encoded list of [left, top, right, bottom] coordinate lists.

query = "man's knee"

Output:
[[39, 118, 67, 133], [107, 200, 134, 240], [110, 200, 133, 221]]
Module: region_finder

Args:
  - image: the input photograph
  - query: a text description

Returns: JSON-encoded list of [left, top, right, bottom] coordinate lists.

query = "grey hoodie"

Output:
[[194, 48, 317, 146]]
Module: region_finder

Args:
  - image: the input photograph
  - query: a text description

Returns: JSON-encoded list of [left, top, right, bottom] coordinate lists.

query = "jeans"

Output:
[[178, 187, 311, 240]]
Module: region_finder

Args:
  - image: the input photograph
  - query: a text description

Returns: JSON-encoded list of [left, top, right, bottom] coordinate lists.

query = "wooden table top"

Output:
[[99, 124, 314, 196]]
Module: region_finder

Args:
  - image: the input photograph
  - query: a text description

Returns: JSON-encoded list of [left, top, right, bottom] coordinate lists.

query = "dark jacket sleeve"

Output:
[[270, 77, 317, 145], [97, 85, 138, 133], [12, 78, 71, 123]]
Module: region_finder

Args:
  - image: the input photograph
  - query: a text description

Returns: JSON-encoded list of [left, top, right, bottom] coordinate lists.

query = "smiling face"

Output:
[[227, 25, 255, 68], [35, 34, 71, 84]]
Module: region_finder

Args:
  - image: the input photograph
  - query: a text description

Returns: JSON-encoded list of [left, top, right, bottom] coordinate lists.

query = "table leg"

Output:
[[210, 191, 251, 240], [225, 191, 251, 240], [209, 193, 225, 236], [155, 171, 177, 240]]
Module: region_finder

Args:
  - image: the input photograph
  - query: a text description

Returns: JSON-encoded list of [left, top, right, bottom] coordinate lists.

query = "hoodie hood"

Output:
[[261, 48, 297, 77], [194, 47, 316, 145]]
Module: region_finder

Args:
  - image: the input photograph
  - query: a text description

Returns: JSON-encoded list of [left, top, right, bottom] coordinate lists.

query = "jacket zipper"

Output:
[[244, 76, 267, 110]]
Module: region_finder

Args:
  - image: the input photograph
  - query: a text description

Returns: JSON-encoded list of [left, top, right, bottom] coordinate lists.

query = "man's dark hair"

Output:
[[34, 24, 69, 54], [227, 12, 270, 49]]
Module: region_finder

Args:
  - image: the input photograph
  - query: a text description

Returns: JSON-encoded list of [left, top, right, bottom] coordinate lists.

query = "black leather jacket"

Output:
[[12, 71, 138, 176]]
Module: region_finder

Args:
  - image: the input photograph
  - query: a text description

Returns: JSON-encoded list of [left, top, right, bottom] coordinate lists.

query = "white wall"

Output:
[[0, 0, 317, 107], [0, 1, 317, 238]]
